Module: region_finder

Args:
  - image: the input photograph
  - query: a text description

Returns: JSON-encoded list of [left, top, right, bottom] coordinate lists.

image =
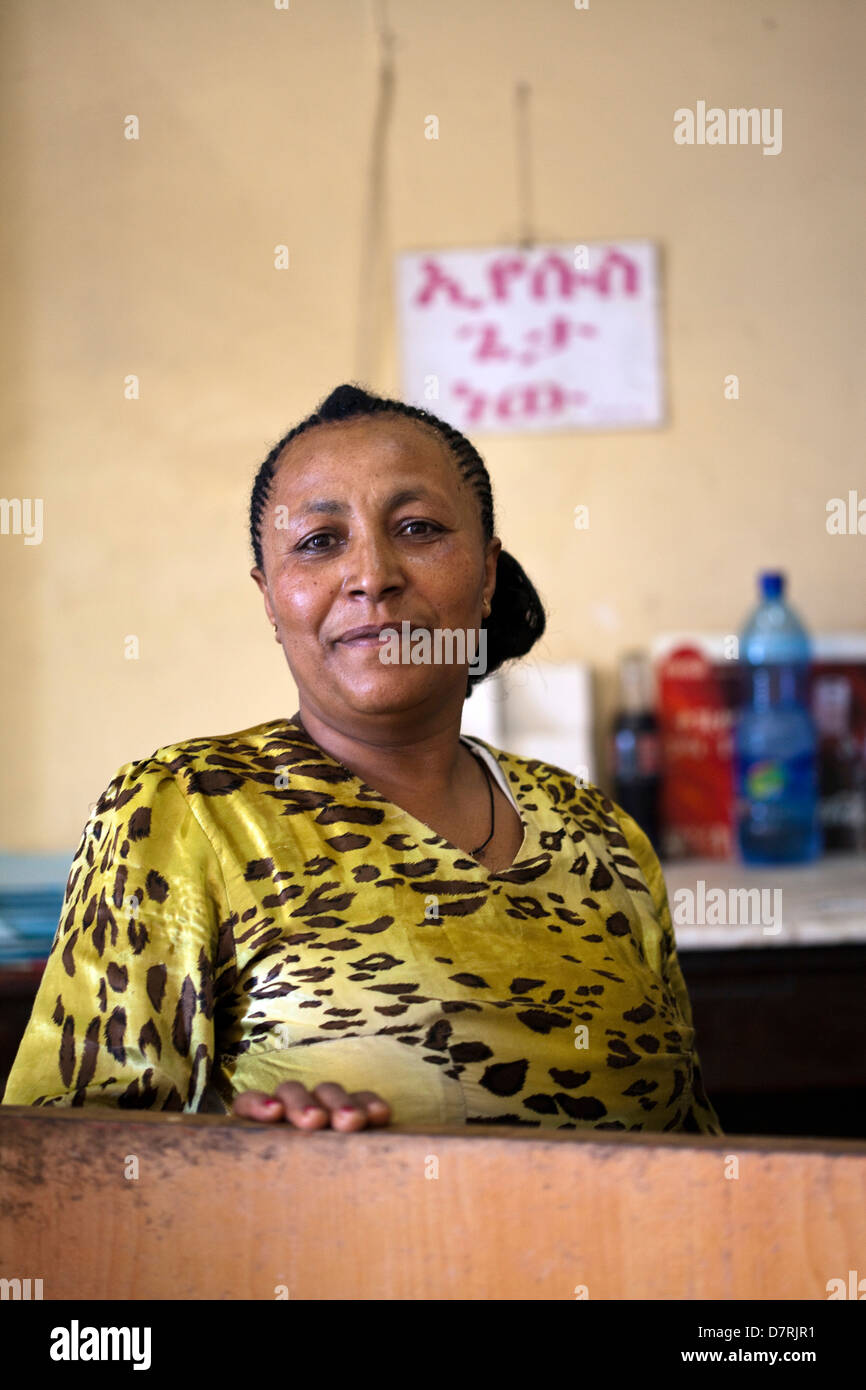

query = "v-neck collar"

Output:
[[273, 713, 555, 883]]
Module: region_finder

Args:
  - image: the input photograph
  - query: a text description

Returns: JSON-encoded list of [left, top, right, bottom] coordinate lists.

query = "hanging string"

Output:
[[514, 81, 536, 250], [355, 0, 396, 385]]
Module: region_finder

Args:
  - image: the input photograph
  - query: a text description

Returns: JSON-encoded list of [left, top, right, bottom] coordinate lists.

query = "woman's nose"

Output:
[[343, 532, 405, 599]]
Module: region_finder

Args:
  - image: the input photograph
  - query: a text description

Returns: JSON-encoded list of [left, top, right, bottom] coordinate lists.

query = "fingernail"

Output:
[[302, 1105, 323, 1115], [336, 1106, 358, 1117]]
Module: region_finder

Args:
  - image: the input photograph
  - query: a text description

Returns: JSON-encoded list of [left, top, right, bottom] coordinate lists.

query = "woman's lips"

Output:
[[337, 623, 428, 647], [336, 626, 396, 649]]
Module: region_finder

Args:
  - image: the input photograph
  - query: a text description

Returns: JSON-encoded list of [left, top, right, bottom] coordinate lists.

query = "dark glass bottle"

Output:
[[814, 676, 866, 852], [611, 651, 661, 848]]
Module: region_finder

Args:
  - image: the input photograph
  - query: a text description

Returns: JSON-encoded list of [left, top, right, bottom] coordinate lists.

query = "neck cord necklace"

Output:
[[469, 751, 495, 857], [293, 712, 496, 859]]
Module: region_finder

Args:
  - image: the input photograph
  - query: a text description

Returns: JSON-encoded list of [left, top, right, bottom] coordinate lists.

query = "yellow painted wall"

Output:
[[1, 0, 863, 849]]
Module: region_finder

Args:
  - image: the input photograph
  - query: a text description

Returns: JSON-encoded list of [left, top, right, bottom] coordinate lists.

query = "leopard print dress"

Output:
[[3, 714, 721, 1134]]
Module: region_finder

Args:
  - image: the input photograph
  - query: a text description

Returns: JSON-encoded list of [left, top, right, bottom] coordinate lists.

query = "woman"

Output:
[[4, 384, 721, 1135]]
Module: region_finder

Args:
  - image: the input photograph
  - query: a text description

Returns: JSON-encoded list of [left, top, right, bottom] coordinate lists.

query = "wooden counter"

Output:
[[1, 1105, 865, 1300]]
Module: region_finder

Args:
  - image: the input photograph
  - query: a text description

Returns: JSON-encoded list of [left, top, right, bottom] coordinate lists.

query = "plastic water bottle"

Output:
[[734, 571, 821, 864]]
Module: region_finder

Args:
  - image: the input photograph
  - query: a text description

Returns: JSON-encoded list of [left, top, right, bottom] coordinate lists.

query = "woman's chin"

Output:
[[334, 668, 459, 714]]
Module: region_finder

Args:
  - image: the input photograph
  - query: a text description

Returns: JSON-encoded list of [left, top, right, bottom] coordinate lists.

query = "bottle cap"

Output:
[[618, 650, 653, 713], [759, 571, 785, 599]]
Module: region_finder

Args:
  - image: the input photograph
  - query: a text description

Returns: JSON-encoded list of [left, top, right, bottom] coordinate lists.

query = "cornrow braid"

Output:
[[249, 383, 546, 694]]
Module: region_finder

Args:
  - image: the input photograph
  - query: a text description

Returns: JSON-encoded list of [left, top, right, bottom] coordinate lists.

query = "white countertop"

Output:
[[660, 853, 866, 949]]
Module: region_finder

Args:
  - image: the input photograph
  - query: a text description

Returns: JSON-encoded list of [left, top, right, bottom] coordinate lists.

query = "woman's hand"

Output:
[[232, 1081, 392, 1130]]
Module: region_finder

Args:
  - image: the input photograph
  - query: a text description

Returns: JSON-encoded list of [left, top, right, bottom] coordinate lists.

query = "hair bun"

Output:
[[318, 383, 382, 421], [465, 548, 546, 698]]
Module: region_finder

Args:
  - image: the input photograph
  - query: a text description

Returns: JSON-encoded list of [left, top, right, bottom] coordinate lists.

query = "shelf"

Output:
[[660, 852, 866, 949]]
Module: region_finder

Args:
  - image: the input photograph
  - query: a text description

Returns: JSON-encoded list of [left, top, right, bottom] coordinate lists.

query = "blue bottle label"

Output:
[[745, 760, 786, 800]]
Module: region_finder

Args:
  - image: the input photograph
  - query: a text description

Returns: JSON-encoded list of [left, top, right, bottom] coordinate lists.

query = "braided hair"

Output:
[[249, 383, 546, 696]]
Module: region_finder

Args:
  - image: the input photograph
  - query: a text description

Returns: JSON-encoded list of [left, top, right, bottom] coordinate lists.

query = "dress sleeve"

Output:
[[606, 800, 723, 1136], [2, 757, 234, 1112]]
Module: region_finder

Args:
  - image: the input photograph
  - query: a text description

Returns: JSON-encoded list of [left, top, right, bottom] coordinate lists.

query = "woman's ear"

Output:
[[483, 537, 502, 612], [250, 567, 276, 626]]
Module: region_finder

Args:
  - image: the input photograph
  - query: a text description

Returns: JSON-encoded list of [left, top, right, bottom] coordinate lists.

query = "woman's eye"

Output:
[[296, 522, 440, 551], [298, 532, 336, 552]]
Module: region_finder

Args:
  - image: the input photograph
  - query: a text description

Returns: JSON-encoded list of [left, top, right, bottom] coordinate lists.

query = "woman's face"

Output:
[[251, 414, 500, 726]]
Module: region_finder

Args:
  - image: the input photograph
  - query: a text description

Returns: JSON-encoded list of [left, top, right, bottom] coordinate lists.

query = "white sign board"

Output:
[[396, 241, 664, 435]]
